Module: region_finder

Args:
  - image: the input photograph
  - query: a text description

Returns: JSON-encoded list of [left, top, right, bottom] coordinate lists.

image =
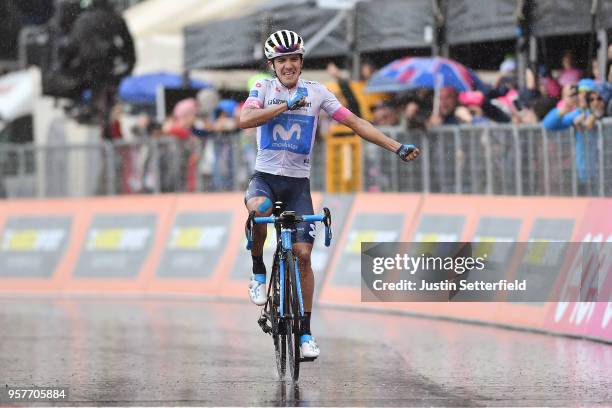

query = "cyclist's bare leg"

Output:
[[246, 197, 273, 256], [292, 242, 314, 312]]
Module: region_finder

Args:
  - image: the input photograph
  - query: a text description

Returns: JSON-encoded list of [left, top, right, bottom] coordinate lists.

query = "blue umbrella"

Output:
[[366, 57, 487, 93], [119, 72, 210, 104], [214, 99, 239, 118]]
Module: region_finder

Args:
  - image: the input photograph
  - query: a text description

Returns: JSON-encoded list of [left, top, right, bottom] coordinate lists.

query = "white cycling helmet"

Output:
[[264, 30, 306, 60]]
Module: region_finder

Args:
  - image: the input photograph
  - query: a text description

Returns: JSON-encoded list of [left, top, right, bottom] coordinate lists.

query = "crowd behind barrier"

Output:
[[1, 119, 611, 198]]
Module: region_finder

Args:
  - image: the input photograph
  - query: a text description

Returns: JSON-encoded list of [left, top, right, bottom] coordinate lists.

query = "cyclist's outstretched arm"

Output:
[[340, 112, 420, 160]]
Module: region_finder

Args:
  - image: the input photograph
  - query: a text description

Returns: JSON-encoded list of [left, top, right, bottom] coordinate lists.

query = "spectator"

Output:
[[542, 79, 601, 195], [108, 103, 123, 140], [126, 112, 154, 193], [589, 82, 610, 121], [210, 100, 239, 191], [397, 89, 432, 130], [95, 102, 125, 194], [161, 98, 201, 191], [325, 60, 389, 126], [402, 101, 423, 129], [591, 58, 601, 80], [531, 97, 558, 122], [191, 92, 220, 191], [359, 58, 376, 82], [456, 91, 490, 124], [537, 66, 561, 100], [196, 88, 220, 117], [56, 0, 135, 138], [373, 101, 399, 127], [142, 120, 168, 193], [428, 87, 460, 127], [557, 50, 582, 87], [326, 61, 361, 116], [494, 56, 517, 96], [520, 65, 561, 102], [577, 78, 595, 111], [164, 98, 198, 140], [602, 83, 612, 117], [511, 68, 558, 124], [212, 99, 238, 133]]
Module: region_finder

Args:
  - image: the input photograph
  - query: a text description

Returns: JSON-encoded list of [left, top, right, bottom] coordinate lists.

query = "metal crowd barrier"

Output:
[[367, 119, 612, 197], [0, 132, 255, 198], [0, 120, 610, 198]]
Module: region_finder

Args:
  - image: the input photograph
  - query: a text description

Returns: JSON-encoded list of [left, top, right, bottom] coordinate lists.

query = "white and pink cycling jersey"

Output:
[[244, 77, 351, 178]]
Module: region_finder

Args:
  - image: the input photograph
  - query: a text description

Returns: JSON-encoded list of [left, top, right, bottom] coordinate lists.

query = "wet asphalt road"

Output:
[[0, 297, 610, 407]]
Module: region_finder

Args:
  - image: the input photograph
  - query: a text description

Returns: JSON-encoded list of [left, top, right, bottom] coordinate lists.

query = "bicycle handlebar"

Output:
[[245, 208, 333, 250], [254, 214, 325, 224]]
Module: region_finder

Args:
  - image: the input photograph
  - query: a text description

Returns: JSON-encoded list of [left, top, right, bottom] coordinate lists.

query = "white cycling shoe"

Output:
[[248, 276, 267, 306], [300, 335, 320, 358]]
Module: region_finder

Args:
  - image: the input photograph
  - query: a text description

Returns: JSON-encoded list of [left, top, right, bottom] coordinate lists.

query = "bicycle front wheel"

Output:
[[270, 254, 286, 379], [284, 251, 301, 382]]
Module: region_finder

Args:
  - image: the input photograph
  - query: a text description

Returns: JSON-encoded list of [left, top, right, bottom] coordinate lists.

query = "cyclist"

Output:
[[239, 30, 420, 358]]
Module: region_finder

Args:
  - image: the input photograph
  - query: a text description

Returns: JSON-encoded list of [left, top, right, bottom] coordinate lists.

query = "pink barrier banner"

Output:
[[0, 193, 609, 343], [546, 199, 612, 342]]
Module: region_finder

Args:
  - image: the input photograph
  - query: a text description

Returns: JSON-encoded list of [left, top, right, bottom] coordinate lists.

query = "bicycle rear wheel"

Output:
[[284, 252, 301, 382]]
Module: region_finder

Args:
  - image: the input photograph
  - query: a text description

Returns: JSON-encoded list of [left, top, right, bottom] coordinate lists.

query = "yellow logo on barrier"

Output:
[[169, 226, 226, 249], [474, 236, 501, 259], [411, 233, 459, 255], [171, 227, 202, 249], [413, 233, 459, 242], [524, 239, 564, 266], [473, 236, 515, 262], [92, 229, 122, 249], [5, 229, 37, 250], [1, 229, 66, 251], [86, 228, 151, 251], [346, 230, 398, 254]]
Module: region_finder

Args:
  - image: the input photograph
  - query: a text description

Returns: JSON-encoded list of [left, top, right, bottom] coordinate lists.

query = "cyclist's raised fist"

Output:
[[396, 144, 420, 162], [287, 89, 307, 110]]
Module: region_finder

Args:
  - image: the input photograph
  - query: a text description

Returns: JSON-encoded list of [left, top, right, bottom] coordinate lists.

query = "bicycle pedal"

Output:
[[257, 316, 271, 334]]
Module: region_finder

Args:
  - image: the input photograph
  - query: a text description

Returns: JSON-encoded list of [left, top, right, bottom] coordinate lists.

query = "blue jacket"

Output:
[[542, 107, 597, 183]]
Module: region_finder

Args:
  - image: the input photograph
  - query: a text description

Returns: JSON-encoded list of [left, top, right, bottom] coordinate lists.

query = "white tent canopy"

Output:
[[124, 0, 267, 74], [0, 68, 39, 123]]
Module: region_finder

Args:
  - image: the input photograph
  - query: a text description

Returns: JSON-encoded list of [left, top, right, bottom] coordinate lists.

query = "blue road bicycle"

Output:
[[246, 201, 332, 382]]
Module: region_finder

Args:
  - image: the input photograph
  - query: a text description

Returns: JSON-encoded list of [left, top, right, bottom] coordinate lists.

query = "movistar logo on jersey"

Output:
[[297, 87, 308, 96], [261, 113, 315, 154], [273, 123, 301, 141]]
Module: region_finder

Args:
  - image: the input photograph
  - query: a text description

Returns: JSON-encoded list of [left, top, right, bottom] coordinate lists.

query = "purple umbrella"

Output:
[[366, 57, 487, 93]]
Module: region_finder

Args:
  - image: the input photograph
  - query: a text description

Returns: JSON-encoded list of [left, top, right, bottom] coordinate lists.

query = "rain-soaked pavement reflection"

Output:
[[0, 297, 610, 406]]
